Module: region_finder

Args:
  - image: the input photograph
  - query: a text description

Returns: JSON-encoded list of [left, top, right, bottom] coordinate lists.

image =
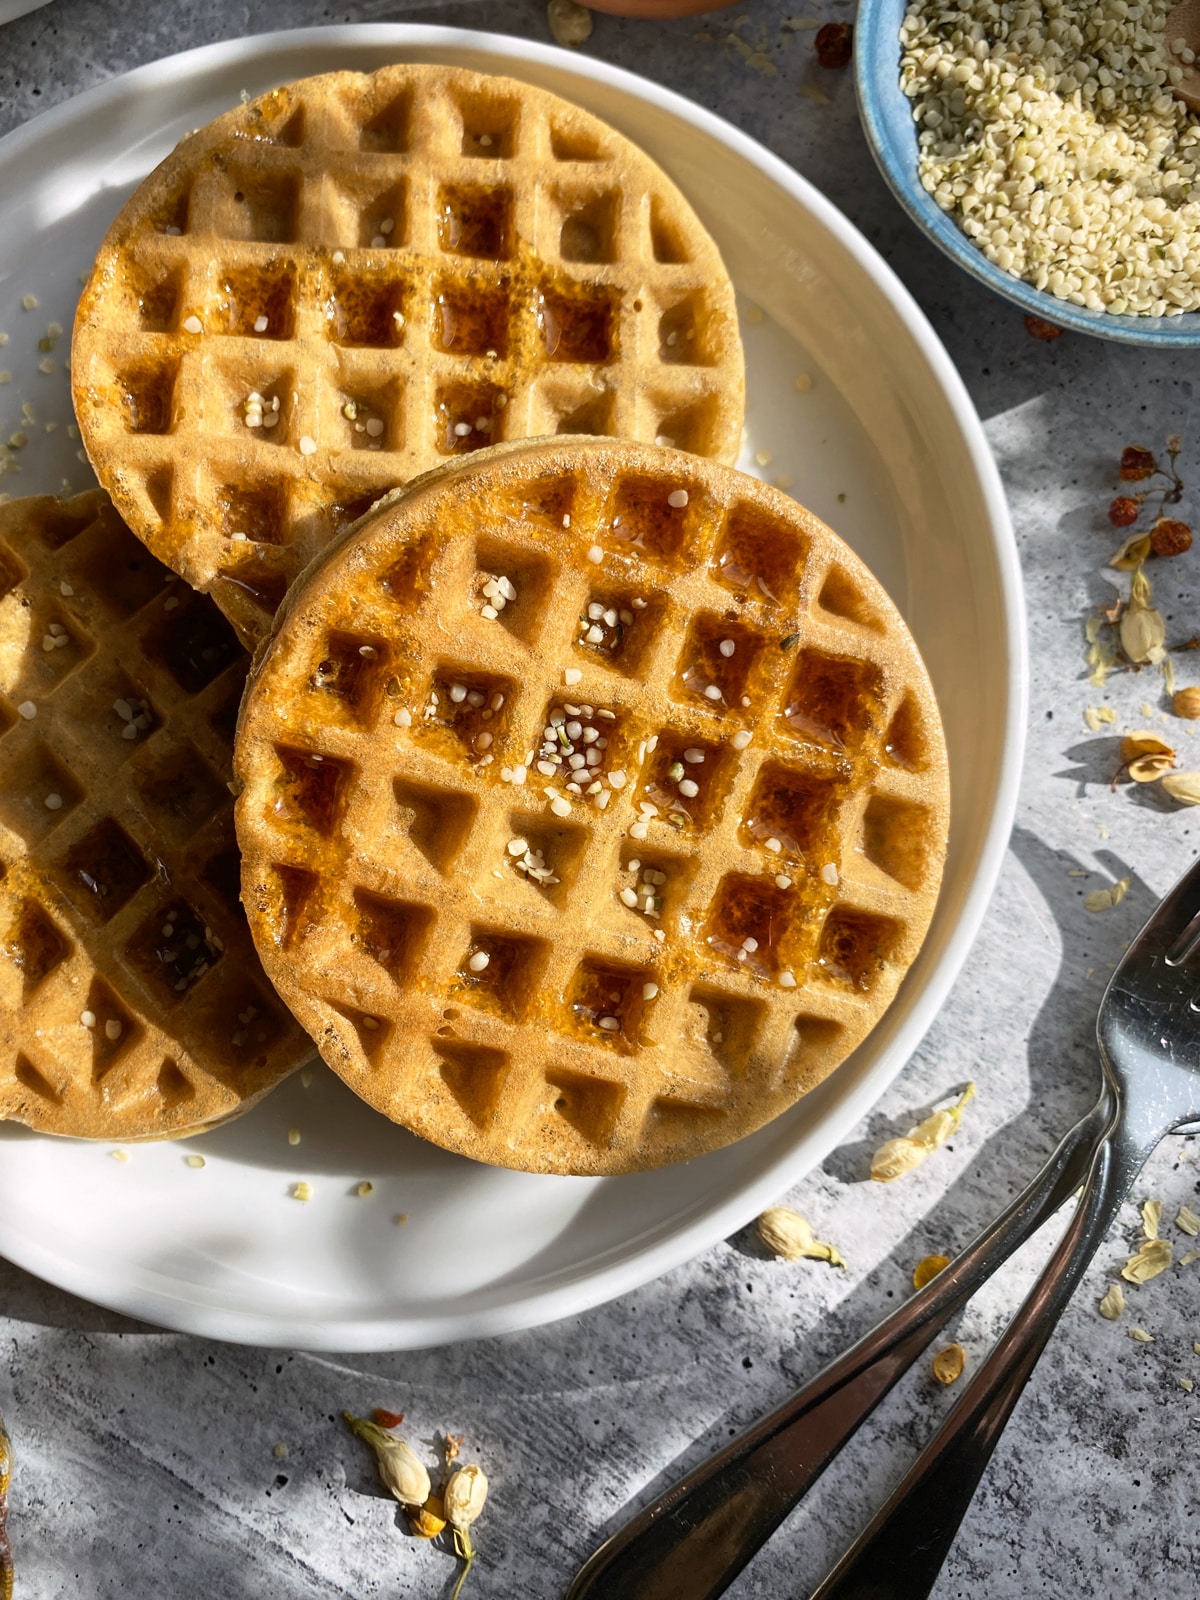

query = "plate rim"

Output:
[[0, 21, 1027, 1349]]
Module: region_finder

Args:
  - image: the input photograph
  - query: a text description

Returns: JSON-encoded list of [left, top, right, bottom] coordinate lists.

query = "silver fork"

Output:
[[564, 856, 1200, 1600], [805, 853, 1200, 1600]]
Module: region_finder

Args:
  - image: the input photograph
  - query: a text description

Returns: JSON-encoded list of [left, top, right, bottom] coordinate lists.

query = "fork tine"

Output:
[[1112, 854, 1200, 975], [1165, 903, 1200, 966]]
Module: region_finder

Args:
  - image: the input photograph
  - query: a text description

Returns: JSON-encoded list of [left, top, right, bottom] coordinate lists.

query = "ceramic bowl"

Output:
[[855, 0, 1200, 346]]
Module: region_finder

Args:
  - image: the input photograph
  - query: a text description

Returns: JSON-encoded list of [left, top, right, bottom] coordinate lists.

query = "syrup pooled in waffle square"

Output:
[[234, 438, 949, 1176], [0, 491, 310, 1139], [72, 64, 745, 649]]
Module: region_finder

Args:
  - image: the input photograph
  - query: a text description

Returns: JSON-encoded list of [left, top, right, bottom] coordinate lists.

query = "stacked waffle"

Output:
[[2, 65, 949, 1172], [0, 490, 307, 1137], [72, 65, 744, 647]]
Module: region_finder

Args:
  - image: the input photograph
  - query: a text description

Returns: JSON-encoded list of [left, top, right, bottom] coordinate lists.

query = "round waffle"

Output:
[[72, 64, 746, 649], [234, 438, 949, 1176], [0, 490, 310, 1140]]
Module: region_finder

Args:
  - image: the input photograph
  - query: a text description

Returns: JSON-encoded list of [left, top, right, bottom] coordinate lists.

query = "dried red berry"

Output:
[[814, 22, 852, 68], [1023, 314, 1063, 341], [1108, 497, 1140, 528], [372, 1408, 405, 1429], [1151, 518, 1193, 558], [1120, 446, 1157, 481]]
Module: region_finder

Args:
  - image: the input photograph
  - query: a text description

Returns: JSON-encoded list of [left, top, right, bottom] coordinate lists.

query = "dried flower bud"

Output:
[[931, 1343, 966, 1385], [1119, 567, 1166, 664], [1151, 518, 1193, 558], [343, 1413, 431, 1507], [1120, 445, 1157, 482], [871, 1083, 976, 1182], [1167, 434, 1183, 456], [1172, 688, 1200, 720], [1108, 496, 1140, 528], [1119, 606, 1167, 663], [757, 1206, 846, 1266], [1023, 313, 1062, 341], [1109, 531, 1153, 571], [814, 21, 852, 67], [912, 1254, 951, 1289], [870, 1136, 927, 1182], [1098, 1282, 1125, 1321], [1161, 771, 1200, 807], [444, 1464, 489, 1530]]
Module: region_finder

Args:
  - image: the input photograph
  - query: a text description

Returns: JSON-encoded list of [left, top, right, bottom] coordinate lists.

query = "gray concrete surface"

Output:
[[2, 2, 1199, 1596]]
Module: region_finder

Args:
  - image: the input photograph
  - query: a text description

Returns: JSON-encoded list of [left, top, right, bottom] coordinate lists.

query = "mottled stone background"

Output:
[[1, 2, 1198, 1595]]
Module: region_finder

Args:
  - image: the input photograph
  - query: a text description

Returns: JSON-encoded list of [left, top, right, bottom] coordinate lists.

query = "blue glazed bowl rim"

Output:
[[854, 0, 1200, 347]]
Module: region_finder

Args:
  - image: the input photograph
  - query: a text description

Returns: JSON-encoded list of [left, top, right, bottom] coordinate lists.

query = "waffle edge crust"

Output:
[[71, 64, 746, 650], [0, 490, 311, 1140], [233, 438, 950, 1176]]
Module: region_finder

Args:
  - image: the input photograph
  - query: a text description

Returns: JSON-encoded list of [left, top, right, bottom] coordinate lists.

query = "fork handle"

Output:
[[562, 1096, 1112, 1600], [807, 1123, 1127, 1600]]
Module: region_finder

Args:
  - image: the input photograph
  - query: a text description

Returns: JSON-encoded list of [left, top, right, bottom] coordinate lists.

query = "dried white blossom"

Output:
[[757, 1206, 845, 1266], [342, 1414, 431, 1507], [870, 1083, 976, 1182], [444, 1464, 489, 1529]]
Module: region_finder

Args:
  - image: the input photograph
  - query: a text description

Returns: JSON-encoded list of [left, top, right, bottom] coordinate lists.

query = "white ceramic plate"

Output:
[[0, 25, 1024, 1350]]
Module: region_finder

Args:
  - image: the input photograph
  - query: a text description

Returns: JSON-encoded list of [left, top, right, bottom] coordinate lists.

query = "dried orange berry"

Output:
[[1107, 496, 1140, 527], [1151, 518, 1193, 558], [1120, 446, 1157, 481], [372, 1408, 405, 1429], [814, 22, 852, 67], [1023, 314, 1063, 341]]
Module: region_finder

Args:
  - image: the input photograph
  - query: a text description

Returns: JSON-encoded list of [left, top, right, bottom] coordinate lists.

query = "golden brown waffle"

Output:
[[0, 490, 310, 1139], [234, 438, 949, 1176], [72, 64, 745, 649]]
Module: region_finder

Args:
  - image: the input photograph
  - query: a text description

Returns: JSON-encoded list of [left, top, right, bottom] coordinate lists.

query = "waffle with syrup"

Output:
[[0, 490, 309, 1139], [72, 63, 745, 649], [233, 438, 949, 1176]]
